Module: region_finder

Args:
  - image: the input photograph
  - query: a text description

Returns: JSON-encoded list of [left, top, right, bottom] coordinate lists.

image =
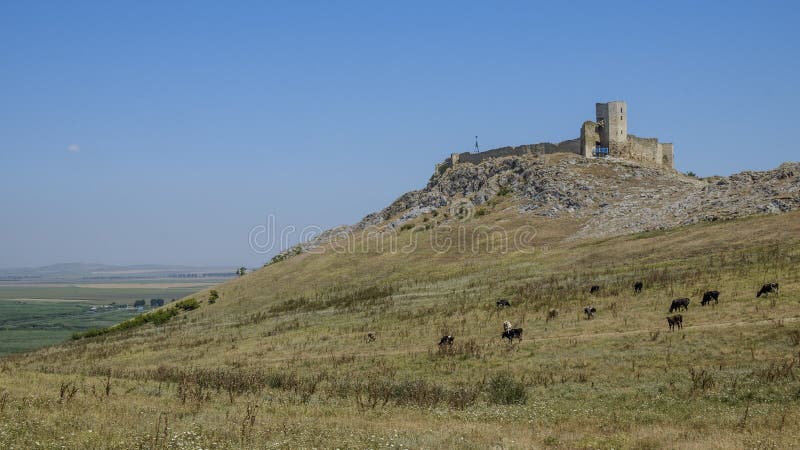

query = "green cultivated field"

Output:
[[0, 284, 213, 355]]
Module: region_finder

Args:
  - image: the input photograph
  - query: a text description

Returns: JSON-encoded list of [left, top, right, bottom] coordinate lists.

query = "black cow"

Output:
[[589, 285, 601, 295], [669, 298, 690, 313], [701, 290, 720, 306], [501, 328, 523, 342], [496, 299, 511, 308], [666, 314, 683, 331], [584, 306, 597, 319], [633, 282, 643, 294], [438, 335, 454, 346], [756, 283, 779, 298]]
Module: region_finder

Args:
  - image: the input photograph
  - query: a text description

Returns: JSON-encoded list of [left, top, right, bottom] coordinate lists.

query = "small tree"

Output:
[[208, 290, 219, 304], [133, 299, 146, 308], [236, 267, 247, 276]]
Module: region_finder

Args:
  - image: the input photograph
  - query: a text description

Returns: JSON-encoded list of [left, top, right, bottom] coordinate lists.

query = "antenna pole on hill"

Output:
[[474, 136, 479, 153]]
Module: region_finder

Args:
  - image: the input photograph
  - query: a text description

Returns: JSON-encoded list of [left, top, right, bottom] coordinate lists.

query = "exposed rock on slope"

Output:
[[356, 154, 800, 240]]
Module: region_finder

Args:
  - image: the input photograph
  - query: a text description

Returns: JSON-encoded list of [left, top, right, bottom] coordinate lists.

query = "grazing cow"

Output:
[[502, 321, 513, 332], [669, 298, 690, 313], [756, 283, 779, 298], [438, 335, 454, 346], [666, 314, 683, 331], [496, 299, 511, 308], [701, 290, 720, 306], [584, 306, 597, 319], [589, 285, 601, 295], [633, 281, 643, 294], [501, 328, 523, 342], [365, 332, 376, 343], [546, 308, 558, 322]]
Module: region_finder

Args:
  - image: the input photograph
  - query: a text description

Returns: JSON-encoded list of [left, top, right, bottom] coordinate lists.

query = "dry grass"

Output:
[[2, 210, 800, 448]]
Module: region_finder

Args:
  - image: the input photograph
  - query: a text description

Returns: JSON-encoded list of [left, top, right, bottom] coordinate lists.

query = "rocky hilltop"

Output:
[[277, 154, 800, 260], [356, 154, 800, 240]]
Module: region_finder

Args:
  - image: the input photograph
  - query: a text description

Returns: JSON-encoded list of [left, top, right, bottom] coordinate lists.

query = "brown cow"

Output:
[[666, 314, 683, 331]]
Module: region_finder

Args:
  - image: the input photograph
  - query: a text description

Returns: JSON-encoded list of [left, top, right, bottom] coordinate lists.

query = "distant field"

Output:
[[0, 281, 220, 356], [0, 282, 217, 302], [0, 300, 140, 354]]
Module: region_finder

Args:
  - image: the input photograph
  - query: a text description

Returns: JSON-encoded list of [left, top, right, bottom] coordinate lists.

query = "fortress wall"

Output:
[[556, 138, 581, 154], [661, 143, 674, 168], [580, 121, 600, 157], [435, 102, 674, 173], [440, 139, 581, 171], [627, 135, 662, 165]]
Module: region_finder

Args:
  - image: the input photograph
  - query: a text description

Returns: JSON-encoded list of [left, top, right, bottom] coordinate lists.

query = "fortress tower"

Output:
[[580, 101, 673, 168], [442, 101, 674, 173], [596, 101, 627, 155]]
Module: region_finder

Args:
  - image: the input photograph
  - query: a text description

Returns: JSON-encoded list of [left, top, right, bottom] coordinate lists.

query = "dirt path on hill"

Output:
[[260, 315, 800, 363]]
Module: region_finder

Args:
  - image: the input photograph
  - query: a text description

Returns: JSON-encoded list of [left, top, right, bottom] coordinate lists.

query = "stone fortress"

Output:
[[439, 101, 674, 172]]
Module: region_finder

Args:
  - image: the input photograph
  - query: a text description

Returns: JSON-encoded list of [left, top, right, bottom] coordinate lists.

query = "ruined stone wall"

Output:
[[580, 121, 600, 157], [437, 139, 581, 172], [661, 143, 674, 168], [626, 135, 662, 165]]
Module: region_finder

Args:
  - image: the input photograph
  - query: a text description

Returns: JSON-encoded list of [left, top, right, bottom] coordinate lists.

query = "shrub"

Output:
[[208, 290, 219, 304], [487, 373, 528, 405], [753, 360, 796, 382], [497, 185, 511, 196], [174, 298, 199, 311], [399, 223, 414, 231], [688, 367, 715, 393], [267, 246, 303, 266], [71, 299, 198, 340], [475, 208, 488, 217]]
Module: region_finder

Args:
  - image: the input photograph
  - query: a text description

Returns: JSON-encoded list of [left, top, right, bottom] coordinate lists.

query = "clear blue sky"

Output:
[[2, 1, 799, 268]]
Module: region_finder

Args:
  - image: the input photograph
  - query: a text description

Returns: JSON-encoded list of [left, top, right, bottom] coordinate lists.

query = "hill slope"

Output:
[[2, 156, 800, 449]]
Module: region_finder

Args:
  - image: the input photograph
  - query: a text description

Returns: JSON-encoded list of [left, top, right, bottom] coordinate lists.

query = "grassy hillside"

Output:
[[1, 205, 799, 449]]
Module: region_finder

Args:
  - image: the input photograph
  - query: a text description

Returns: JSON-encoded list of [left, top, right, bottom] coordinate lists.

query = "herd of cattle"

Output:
[[426, 282, 782, 348]]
